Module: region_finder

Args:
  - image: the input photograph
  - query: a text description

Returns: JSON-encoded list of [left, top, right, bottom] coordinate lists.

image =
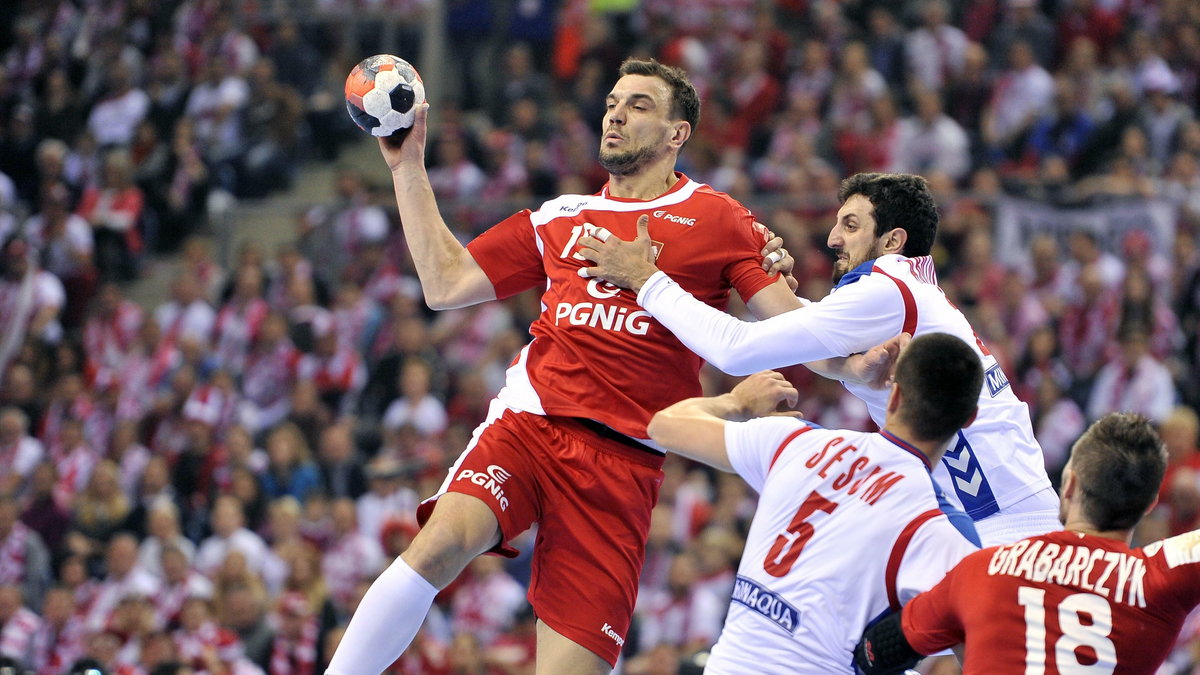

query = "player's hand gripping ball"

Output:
[[344, 55, 425, 138]]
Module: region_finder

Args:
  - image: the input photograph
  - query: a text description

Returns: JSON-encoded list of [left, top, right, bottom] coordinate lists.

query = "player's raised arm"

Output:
[[647, 371, 800, 471], [379, 103, 495, 309]]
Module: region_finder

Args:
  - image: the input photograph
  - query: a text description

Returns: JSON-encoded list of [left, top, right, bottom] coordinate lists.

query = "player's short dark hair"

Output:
[[618, 58, 701, 133], [1070, 413, 1167, 531], [838, 173, 939, 257], [893, 333, 982, 443]]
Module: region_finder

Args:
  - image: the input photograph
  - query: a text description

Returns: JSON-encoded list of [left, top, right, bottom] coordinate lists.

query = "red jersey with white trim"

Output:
[[704, 417, 978, 674], [903, 529, 1200, 673], [465, 173, 775, 438]]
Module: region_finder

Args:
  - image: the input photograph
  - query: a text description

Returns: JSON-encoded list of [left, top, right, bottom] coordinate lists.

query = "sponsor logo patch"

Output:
[[455, 464, 512, 511], [652, 210, 696, 226], [984, 363, 1010, 397], [731, 575, 800, 633], [601, 623, 625, 646]]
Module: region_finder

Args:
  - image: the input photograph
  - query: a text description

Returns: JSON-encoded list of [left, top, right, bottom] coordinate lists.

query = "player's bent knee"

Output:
[[402, 493, 502, 587]]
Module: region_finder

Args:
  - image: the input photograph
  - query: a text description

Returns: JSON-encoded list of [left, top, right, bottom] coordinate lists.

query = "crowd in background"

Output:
[[0, 0, 1198, 673]]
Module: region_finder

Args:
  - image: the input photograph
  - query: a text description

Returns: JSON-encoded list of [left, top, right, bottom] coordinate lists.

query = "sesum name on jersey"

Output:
[[803, 437, 906, 506], [987, 540, 1147, 608]]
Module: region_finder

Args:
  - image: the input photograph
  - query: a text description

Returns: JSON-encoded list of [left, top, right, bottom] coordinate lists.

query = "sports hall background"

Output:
[[0, 0, 1197, 673]]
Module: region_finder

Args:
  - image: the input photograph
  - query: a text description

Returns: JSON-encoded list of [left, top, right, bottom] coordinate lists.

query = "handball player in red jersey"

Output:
[[327, 58, 894, 674], [857, 412, 1197, 674]]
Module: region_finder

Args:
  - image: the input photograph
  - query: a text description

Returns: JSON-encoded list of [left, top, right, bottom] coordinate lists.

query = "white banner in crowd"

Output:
[[992, 197, 1178, 267]]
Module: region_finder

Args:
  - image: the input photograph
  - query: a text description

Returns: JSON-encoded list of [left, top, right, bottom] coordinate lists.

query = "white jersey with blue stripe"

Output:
[[636, 254, 1056, 521], [704, 417, 978, 675]]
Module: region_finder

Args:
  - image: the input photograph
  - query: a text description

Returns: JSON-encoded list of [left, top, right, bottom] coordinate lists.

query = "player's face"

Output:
[[599, 74, 675, 176], [828, 194, 885, 283]]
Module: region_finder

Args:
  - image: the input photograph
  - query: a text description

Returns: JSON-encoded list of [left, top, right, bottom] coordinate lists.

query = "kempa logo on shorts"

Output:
[[601, 623, 625, 646], [652, 210, 696, 226], [455, 464, 512, 511]]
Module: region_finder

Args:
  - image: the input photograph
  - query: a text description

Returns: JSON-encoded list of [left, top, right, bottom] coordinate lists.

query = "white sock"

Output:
[[325, 557, 437, 675]]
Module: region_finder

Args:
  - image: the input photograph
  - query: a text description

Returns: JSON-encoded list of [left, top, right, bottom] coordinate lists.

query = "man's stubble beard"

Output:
[[830, 241, 884, 284], [598, 135, 669, 176]]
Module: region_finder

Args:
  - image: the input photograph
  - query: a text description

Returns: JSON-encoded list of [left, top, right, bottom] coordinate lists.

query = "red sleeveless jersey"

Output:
[[465, 174, 776, 438]]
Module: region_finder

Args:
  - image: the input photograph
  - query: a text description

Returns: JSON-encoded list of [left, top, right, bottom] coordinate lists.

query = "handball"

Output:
[[344, 54, 425, 137]]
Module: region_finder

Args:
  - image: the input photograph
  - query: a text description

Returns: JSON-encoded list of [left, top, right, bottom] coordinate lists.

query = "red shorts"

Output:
[[417, 406, 664, 665]]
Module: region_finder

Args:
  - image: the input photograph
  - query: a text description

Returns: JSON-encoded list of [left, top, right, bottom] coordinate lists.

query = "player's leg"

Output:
[[535, 620, 612, 675], [327, 406, 541, 675], [524, 417, 663, 672], [402, 492, 503, 586], [325, 493, 501, 675]]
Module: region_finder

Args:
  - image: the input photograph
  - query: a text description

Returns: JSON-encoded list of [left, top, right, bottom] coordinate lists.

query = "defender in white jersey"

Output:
[[647, 334, 983, 673], [581, 172, 1058, 545]]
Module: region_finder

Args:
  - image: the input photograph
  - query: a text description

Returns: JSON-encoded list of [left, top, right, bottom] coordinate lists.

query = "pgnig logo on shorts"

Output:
[[731, 575, 800, 633], [455, 464, 511, 511]]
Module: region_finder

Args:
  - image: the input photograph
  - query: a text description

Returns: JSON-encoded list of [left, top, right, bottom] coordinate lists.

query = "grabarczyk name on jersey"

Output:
[[987, 540, 1147, 608], [731, 575, 800, 633]]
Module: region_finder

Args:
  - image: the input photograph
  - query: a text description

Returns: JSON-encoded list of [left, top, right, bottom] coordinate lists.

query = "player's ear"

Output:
[[670, 121, 691, 149], [885, 382, 902, 416], [881, 228, 907, 255], [961, 406, 978, 429], [1060, 465, 1077, 499]]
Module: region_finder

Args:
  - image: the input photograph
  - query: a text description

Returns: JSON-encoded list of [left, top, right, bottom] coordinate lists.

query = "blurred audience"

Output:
[[0, 1, 1197, 673]]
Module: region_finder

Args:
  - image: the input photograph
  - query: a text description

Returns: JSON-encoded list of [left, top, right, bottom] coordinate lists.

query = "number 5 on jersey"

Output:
[[764, 490, 839, 577]]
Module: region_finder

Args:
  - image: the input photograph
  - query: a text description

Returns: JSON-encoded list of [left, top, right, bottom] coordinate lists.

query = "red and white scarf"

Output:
[[267, 618, 317, 674], [0, 522, 29, 584]]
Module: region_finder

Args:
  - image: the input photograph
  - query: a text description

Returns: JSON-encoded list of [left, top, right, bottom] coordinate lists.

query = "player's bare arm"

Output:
[[647, 371, 801, 472], [380, 103, 496, 309]]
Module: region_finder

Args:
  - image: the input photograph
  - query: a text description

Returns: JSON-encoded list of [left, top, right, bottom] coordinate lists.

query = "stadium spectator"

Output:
[[76, 150, 145, 282], [137, 499, 194, 580], [69, 460, 132, 550], [260, 422, 321, 502], [0, 407, 43, 496], [890, 89, 970, 181], [1086, 324, 1177, 423], [87, 62, 150, 150], [1138, 406, 1200, 543], [83, 533, 160, 633], [320, 498, 383, 615], [0, 237, 64, 376], [0, 490, 50, 611], [154, 272, 215, 348], [634, 549, 726, 657], [1058, 263, 1119, 386], [24, 183, 96, 324], [448, 556, 527, 649], [30, 586, 86, 673], [194, 495, 268, 578], [989, 0, 1057, 69], [0, 584, 41, 666], [905, 0, 968, 92], [381, 358, 448, 440], [983, 40, 1054, 162]]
